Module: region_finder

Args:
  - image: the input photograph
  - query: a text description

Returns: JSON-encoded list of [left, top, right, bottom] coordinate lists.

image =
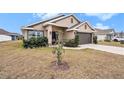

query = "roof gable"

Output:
[[49, 14, 80, 23], [77, 21, 95, 30], [67, 21, 95, 31], [42, 14, 81, 28]]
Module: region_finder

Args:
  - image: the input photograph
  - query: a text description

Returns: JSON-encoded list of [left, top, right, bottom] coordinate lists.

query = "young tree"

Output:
[[52, 31, 64, 65]]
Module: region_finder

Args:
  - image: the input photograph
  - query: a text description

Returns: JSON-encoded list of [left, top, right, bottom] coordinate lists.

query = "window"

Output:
[[85, 24, 87, 30], [28, 31, 36, 37], [71, 18, 73, 23], [37, 32, 43, 37], [37, 32, 40, 36], [28, 30, 43, 39]]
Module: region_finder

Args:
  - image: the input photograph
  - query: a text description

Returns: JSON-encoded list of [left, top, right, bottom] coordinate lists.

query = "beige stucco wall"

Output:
[[31, 23, 45, 30], [22, 29, 28, 40], [52, 26, 65, 31], [77, 23, 94, 32], [54, 16, 79, 27], [63, 31, 75, 40]]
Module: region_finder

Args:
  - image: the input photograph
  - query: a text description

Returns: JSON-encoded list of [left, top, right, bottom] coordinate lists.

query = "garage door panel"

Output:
[[0, 35, 11, 42], [77, 32, 92, 44]]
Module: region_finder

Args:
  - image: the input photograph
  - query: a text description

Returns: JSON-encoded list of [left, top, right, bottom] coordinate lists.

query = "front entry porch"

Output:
[[46, 25, 67, 45]]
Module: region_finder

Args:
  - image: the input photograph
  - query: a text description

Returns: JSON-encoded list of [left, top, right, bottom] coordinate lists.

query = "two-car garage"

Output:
[[73, 22, 94, 45], [77, 32, 92, 44]]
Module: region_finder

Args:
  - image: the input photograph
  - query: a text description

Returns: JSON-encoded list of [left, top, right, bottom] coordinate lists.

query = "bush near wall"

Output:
[[23, 37, 48, 49], [93, 36, 98, 44], [64, 35, 79, 47]]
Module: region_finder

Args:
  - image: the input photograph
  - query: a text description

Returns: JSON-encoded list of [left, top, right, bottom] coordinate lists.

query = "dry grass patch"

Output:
[[98, 41, 124, 47], [0, 41, 124, 79]]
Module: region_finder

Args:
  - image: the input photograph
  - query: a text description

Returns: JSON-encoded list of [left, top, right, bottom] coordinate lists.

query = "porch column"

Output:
[[91, 32, 94, 43], [22, 29, 28, 40], [47, 25, 52, 45]]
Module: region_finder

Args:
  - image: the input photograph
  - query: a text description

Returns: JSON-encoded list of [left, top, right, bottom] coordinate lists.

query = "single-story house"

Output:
[[22, 14, 96, 45], [0, 28, 20, 42], [115, 32, 124, 38], [95, 28, 115, 41], [10, 33, 21, 40]]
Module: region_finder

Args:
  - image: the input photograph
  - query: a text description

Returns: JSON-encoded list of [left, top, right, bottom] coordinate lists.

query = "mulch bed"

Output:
[[50, 61, 69, 71]]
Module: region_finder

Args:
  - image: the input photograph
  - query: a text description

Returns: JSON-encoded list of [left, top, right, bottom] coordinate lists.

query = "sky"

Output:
[[0, 13, 123, 34]]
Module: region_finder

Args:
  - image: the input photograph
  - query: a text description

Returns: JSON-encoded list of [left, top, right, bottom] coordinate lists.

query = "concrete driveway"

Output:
[[64, 44, 124, 55]]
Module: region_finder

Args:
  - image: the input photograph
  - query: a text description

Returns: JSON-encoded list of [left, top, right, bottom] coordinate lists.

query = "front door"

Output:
[[52, 32, 58, 44]]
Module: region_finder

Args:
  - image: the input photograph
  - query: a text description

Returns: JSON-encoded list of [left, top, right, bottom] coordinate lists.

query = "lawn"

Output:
[[0, 41, 124, 79], [98, 41, 124, 47]]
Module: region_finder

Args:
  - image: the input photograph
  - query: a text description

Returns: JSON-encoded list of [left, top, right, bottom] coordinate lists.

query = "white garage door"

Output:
[[0, 35, 12, 42], [97, 35, 106, 41]]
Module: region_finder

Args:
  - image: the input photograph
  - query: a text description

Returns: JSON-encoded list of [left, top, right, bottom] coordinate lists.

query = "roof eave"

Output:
[[21, 27, 36, 30], [43, 22, 68, 28], [23, 14, 65, 27]]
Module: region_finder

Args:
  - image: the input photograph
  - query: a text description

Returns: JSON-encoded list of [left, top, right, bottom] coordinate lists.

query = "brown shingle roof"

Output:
[[68, 22, 81, 29], [67, 21, 95, 31]]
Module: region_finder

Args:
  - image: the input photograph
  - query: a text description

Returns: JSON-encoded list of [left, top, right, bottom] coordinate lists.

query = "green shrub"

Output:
[[28, 37, 37, 48], [41, 37, 48, 46], [64, 35, 79, 47], [22, 39, 29, 49], [36, 37, 48, 47], [22, 36, 48, 49], [75, 35, 79, 46], [64, 39, 77, 47], [93, 36, 98, 44], [120, 40, 124, 44], [36, 37, 43, 47]]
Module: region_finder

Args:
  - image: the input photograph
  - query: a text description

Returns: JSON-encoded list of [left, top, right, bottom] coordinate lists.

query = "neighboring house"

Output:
[[21, 14, 96, 45], [10, 33, 21, 40], [115, 32, 124, 38], [95, 28, 115, 41], [0, 28, 20, 42]]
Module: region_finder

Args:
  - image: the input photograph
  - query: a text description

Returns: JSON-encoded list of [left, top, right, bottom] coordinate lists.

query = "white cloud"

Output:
[[85, 13, 117, 21], [95, 23, 110, 29], [33, 13, 60, 19]]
